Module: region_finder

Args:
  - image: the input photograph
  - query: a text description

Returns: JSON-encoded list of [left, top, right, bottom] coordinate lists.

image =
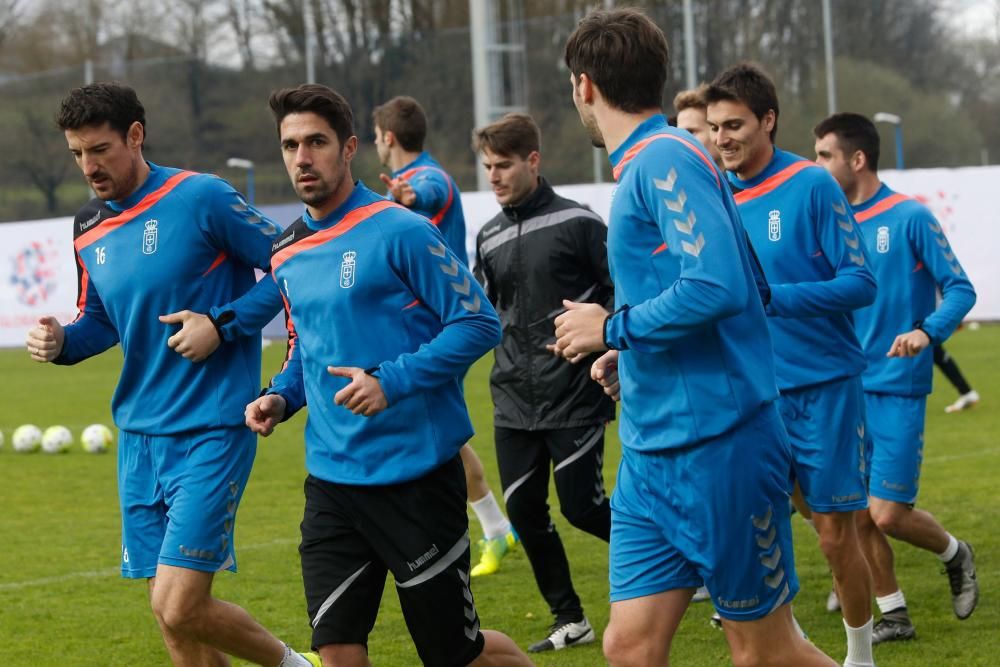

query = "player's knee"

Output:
[[603, 624, 648, 666], [150, 588, 205, 637], [730, 645, 781, 667], [871, 504, 906, 536]]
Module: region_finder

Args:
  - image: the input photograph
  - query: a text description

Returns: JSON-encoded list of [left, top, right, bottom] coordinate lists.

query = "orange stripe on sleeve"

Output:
[[271, 200, 400, 271], [733, 161, 817, 204], [612, 133, 721, 190], [853, 193, 911, 223], [201, 250, 228, 277], [75, 171, 197, 251]]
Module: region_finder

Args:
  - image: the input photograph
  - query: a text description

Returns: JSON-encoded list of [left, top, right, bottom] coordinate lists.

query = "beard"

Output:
[[580, 112, 605, 148]]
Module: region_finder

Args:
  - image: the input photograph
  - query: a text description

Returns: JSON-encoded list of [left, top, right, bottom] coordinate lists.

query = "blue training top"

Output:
[[603, 114, 779, 453], [58, 162, 281, 434], [211, 152, 470, 342], [266, 182, 501, 485], [391, 152, 468, 266], [852, 183, 976, 396], [730, 148, 877, 392]]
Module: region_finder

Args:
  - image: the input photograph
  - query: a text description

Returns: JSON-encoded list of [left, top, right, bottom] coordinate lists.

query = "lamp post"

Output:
[[226, 158, 255, 204], [873, 112, 904, 170]]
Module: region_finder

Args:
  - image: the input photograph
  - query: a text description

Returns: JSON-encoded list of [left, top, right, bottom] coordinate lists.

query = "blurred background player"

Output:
[[472, 112, 614, 652], [373, 96, 518, 577], [244, 83, 531, 667], [26, 82, 316, 667], [674, 84, 724, 171], [814, 112, 979, 643], [935, 344, 980, 413], [707, 64, 878, 667], [555, 9, 835, 666]]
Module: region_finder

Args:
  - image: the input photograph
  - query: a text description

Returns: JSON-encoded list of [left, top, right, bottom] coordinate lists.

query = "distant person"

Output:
[[472, 112, 614, 653], [707, 64, 878, 667], [26, 82, 317, 667], [674, 84, 724, 170], [555, 9, 835, 666], [373, 95, 518, 578], [935, 344, 980, 412], [244, 83, 532, 667], [814, 111, 979, 643]]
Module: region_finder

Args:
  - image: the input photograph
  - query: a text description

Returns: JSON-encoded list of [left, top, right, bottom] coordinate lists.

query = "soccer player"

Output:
[[243, 83, 532, 667], [674, 84, 724, 170], [25, 82, 317, 667], [705, 64, 879, 667], [371, 95, 518, 578], [553, 9, 835, 666], [472, 112, 614, 652], [813, 112, 979, 642]]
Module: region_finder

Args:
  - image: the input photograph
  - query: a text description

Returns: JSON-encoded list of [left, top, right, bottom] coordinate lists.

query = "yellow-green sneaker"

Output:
[[471, 530, 517, 577], [302, 651, 322, 666]]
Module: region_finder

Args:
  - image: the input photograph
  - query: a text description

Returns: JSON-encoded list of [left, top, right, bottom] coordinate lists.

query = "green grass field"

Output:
[[0, 326, 996, 666]]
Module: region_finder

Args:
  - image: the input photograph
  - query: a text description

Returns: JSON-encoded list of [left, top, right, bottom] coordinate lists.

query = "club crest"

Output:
[[768, 210, 781, 241], [340, 251, 356, 288], [876, 226, 890, 253], [142, 219, 158, 255]]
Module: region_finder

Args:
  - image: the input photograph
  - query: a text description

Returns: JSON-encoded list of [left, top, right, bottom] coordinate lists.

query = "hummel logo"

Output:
[[272, 232, 295, 252], [80, 211, 102, 231], [482, 224, 502, 238]]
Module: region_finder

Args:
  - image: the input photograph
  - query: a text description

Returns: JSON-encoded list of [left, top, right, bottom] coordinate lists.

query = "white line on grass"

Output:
[[925, 446, 1000, 463], [0, 537, 298, 591]]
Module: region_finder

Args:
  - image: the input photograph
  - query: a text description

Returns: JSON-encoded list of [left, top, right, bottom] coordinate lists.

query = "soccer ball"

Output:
[[12, 424, 42, 453], [41, 425, 73, 454], [81, 424, 113, 454], [0, 429, 4, 450]]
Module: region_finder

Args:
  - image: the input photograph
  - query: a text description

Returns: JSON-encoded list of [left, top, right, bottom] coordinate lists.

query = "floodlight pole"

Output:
[[873, 112, 904, 170], [226, 158, 256, 204], [822, 0, 837, 114]]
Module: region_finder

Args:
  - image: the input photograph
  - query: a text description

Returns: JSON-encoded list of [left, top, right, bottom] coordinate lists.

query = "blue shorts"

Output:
[[778, 376, 868, 513], [118, 427, 256, 578], [864, 393, 925, 504], [610, 402, 799, 621]]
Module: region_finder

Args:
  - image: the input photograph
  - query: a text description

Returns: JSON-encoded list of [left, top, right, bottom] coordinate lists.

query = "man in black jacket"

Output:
[[472, 112, 614, 654]]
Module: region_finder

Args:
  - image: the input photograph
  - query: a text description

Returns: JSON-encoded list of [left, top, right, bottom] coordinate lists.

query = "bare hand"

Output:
[[245, 394, 287, 436], [329, 366, 388, 416], [159, 310, 221, 362], [548, 300, 609, 363], [379, 173, 416, 207], [26, 315, 64, 362], [591, 350, 621, 401], [887, 329, 931, 358]]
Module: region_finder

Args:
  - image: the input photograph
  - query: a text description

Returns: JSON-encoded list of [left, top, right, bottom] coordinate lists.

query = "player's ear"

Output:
[[127, 121, 144, 150], [343, 135, 359, 162]]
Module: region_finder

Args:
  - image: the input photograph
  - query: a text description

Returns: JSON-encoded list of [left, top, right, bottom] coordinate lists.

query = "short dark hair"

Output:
[[372, 96, 427, 152], [268, 84, 354, 147], [813, 112, 880, 172], [472, 113, 540, 159], [564, 8, 668, 113], [56, 82, 146, 142], [706, 63, 780, 142], [673, 84, 710, 114]]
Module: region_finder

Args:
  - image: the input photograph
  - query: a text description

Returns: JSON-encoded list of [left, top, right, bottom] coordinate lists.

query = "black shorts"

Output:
[[299, 455, 485, 666]]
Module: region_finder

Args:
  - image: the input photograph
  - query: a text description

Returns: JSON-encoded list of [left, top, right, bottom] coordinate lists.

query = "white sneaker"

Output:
[[527, 618, 595, 652], [826, 588, 841, 613], [945, 390, 980, 413], [692, 585, 711, 602]]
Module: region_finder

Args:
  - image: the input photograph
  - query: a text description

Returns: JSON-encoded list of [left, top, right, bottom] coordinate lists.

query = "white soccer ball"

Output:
[[41, 425, 73, 454], [81, 424, 113, 454], [12, 424, 42, 453], [0, 429, 4, 450]]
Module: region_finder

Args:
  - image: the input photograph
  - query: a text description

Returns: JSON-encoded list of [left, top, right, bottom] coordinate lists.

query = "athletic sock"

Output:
[[470, 491, 511, 540], [876, 590, 907, 615], [938, 533, 959, 562], [843, 617, 875, 667], [278, 644, 312, 667]]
